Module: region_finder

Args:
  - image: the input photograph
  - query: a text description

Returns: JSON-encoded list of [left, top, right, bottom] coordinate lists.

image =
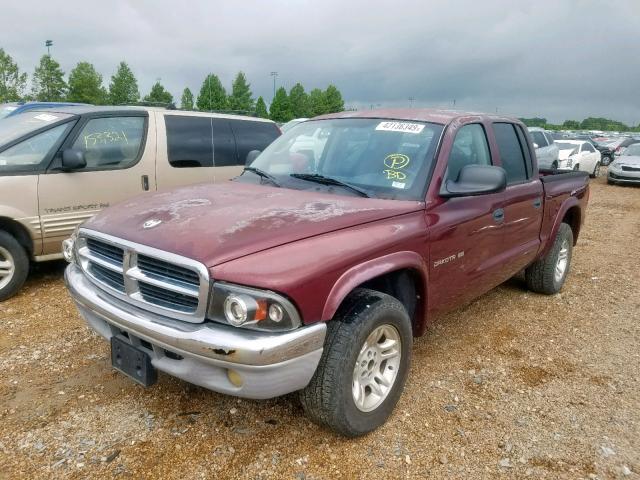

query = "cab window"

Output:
[[445, 123, 491, 182], [71, 117, 145, 170], [492, 123, 528, 184]]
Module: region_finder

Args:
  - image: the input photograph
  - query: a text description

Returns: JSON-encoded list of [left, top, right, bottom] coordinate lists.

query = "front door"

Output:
[[427, 122, 506, 314], [37, 112, 155, 256]]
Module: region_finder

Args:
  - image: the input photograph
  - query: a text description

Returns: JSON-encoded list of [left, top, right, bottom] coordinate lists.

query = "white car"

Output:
[[554, 140, 602, 178], [608, 143, 640, 185]]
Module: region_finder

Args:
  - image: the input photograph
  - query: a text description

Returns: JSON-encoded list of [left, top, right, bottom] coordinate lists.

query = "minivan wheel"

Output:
[[300, 288, 412, 437], [0, 231, 29, 302], [525, 223, 573, 294]]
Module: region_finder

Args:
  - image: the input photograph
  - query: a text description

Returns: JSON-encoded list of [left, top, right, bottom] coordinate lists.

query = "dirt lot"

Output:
[[0, 174, 638, 479]]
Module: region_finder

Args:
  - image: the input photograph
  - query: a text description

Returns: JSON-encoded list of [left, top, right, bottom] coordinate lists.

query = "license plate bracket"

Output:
[[111, 336, 157, 387]]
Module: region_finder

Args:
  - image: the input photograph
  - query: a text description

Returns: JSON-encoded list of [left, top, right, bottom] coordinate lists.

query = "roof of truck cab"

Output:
[[29, 105, 276, 123], [315, 108, 519, 125]]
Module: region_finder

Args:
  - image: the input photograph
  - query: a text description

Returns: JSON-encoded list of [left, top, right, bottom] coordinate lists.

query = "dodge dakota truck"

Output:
[[64, 109, 589, 436]]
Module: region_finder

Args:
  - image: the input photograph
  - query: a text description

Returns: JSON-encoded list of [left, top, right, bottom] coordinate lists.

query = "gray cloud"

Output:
[[3, 0, 639, 124]]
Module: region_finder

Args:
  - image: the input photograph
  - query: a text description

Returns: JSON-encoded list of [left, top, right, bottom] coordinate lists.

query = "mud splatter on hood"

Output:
[[84, 182, 424, 267]]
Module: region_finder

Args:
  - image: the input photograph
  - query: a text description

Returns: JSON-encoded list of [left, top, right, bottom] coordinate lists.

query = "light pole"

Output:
[[44, 40, 53, 100], [270, 72, 278, 101], [408, 97, 415, 108]]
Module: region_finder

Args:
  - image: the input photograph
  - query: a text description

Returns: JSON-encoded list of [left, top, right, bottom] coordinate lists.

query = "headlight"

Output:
[[208, 282, 301, 331], [62, 226, 80, 263]]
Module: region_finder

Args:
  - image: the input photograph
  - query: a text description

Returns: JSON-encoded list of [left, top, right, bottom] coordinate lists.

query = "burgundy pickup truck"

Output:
[[64, 109, 589, 436]]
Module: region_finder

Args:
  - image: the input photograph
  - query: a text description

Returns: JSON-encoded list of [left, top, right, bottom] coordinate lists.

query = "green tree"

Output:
[[31, 55, 67, 101], [269, 86, 293, 122], [0, 48, 27, 102], [196, 74, 227, 111], [324, 84, 344, 113], [144, 81, 173, 104], [228, 71, 253, 111], [255, 96, 268, 118], [67, 62, 107, 104], [108, 61, 140, 105], [180, 87, 194, 110], [288, 83, 309, 118], [308, 88, 327, 116], [562, 120, 580, 129]]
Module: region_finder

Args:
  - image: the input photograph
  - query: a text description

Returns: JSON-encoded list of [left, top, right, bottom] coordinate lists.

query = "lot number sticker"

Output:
[[376, 121, 425, 134]]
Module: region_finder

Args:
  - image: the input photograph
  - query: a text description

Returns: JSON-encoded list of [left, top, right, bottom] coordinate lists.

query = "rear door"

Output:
[[427, 122, 507, 313], [491, 122, 543, 275], [37, 111, 154, 255]]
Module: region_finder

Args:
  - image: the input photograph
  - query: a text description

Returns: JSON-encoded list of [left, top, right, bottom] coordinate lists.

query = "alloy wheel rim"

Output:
[[352, 324, 402, 412], [0, 246, 16, 290], [554, 240, 569, 283]]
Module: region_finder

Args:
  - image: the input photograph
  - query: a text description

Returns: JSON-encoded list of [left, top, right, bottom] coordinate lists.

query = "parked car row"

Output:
[[0, 106, 281, 300]]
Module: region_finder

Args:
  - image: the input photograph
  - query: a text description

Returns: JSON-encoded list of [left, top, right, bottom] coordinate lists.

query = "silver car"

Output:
[[528, 127, 560, 169], [608, 143, 640, 185]]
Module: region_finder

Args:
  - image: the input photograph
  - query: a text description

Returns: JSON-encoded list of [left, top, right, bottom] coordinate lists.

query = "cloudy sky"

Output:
[[3, 0, 639, 124]]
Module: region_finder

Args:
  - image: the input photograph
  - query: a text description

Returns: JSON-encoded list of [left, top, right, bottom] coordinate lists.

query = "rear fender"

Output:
[[539, 197, 582, 259]]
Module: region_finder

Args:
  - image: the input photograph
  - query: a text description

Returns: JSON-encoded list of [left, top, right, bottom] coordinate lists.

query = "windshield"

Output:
[[0, 104, 19, 119], [240, 118, 443, 200], [556, 142, 578, 150], [623, 144, 640, 156], [0, 111, 73, 147]]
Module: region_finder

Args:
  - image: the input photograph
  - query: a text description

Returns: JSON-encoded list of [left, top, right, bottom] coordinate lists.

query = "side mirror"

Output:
[[441, 164, 507, 198], [61, 149, 86, 171], [246, 150, 261, 165], [533, 143, 539, 149]]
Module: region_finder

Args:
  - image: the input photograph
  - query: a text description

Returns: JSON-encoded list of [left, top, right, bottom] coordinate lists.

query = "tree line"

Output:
[[0, 47, 344, 121], [520, 117, 640, 133]]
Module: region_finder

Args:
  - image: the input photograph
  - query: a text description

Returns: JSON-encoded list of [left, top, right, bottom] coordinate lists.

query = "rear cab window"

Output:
[[492, 123, 531, 183]]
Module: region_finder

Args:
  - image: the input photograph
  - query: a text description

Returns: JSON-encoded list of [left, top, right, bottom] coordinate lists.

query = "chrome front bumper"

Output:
[[65, 264, 326, 399]]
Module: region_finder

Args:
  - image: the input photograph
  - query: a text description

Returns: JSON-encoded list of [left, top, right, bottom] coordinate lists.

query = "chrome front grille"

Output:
[[76, 229, 209, 323]]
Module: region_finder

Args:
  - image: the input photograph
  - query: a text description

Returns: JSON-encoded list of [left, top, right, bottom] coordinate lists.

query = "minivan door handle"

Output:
[[493, 208, 505, 223], [141, 175, 150, 191]]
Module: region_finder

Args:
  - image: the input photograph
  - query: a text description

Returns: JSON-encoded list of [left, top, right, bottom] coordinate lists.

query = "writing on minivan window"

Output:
[[83, 131, 130, 149]]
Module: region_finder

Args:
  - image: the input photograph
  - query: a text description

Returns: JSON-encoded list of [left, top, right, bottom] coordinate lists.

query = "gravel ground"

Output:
[[0, 173, 638, 480]]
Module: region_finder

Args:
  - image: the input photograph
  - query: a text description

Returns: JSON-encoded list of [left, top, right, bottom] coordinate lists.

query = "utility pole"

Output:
[[270, 72, 278, 101]]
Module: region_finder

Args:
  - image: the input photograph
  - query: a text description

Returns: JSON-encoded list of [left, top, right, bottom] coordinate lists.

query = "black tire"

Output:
[[602, 155, 612, 166], [300, 288, 412, 437], [590, 162, 601, 179], [607, 177, 615, 185], [0, 230, 29, 302], [552, 161, 558, 170], [573, 164, 579, 171], [525, 223, 573, 295]]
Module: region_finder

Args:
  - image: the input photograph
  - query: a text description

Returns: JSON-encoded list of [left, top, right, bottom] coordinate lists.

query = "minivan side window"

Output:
[[445, 123, 492, 182], [230, 120, 281, 166], [493, 123, 528, 184], [71, 117, 145, 170], [165, 115, 213, 168], [211, 119, 237, 167]]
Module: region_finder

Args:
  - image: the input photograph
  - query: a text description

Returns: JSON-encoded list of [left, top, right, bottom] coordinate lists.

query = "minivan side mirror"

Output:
[[441, 164, 507, 198], [246, 150, 261, 165], [61, 148, 87, 171]]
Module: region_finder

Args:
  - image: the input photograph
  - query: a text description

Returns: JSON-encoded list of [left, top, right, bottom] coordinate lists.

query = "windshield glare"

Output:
[[244, 118, 443, 200], [0, 111, 73, 147], [0, 104, 18, 119], [623, 144, 640, 156]]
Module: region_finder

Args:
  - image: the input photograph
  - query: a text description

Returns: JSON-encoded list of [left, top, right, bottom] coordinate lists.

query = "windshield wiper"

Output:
[[290, 173, 370, 198], [243, 166, 280, 187]]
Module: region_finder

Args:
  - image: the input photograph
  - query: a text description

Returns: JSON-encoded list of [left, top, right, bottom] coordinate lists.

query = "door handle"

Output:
[[533, 198, 542, 209], [492, 208, 505, 222], [141, 175, 150, 191]]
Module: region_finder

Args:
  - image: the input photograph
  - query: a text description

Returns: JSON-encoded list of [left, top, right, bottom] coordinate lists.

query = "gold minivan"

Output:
[[0, 106, 281, 300]]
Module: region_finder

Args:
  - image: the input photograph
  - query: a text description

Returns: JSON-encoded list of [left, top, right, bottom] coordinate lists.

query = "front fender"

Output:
[[321, 250, 428, 325]]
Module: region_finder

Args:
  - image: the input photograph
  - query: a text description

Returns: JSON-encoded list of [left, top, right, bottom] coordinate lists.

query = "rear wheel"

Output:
[[525, 223, 573, 294], [590, 162, 601, 178], [300, 288, 412, 437], [0, 231, 29, 302]]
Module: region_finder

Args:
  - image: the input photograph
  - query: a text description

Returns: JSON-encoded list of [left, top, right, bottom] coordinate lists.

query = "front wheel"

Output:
[[525, 223, 573, 294], [300, 288, 412, 437], [0, 231, 30, 302]]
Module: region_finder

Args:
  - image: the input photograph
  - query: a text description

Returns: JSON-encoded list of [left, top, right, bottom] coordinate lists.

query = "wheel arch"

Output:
[[0, 217, 34, 258], [321, 251, 428, 336]]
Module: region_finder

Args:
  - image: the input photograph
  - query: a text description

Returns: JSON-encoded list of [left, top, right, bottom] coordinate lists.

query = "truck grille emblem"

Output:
[[143, 219, 162, 229]]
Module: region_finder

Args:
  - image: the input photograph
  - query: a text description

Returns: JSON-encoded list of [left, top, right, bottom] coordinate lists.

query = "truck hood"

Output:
[[83, 182, 424, 267]]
